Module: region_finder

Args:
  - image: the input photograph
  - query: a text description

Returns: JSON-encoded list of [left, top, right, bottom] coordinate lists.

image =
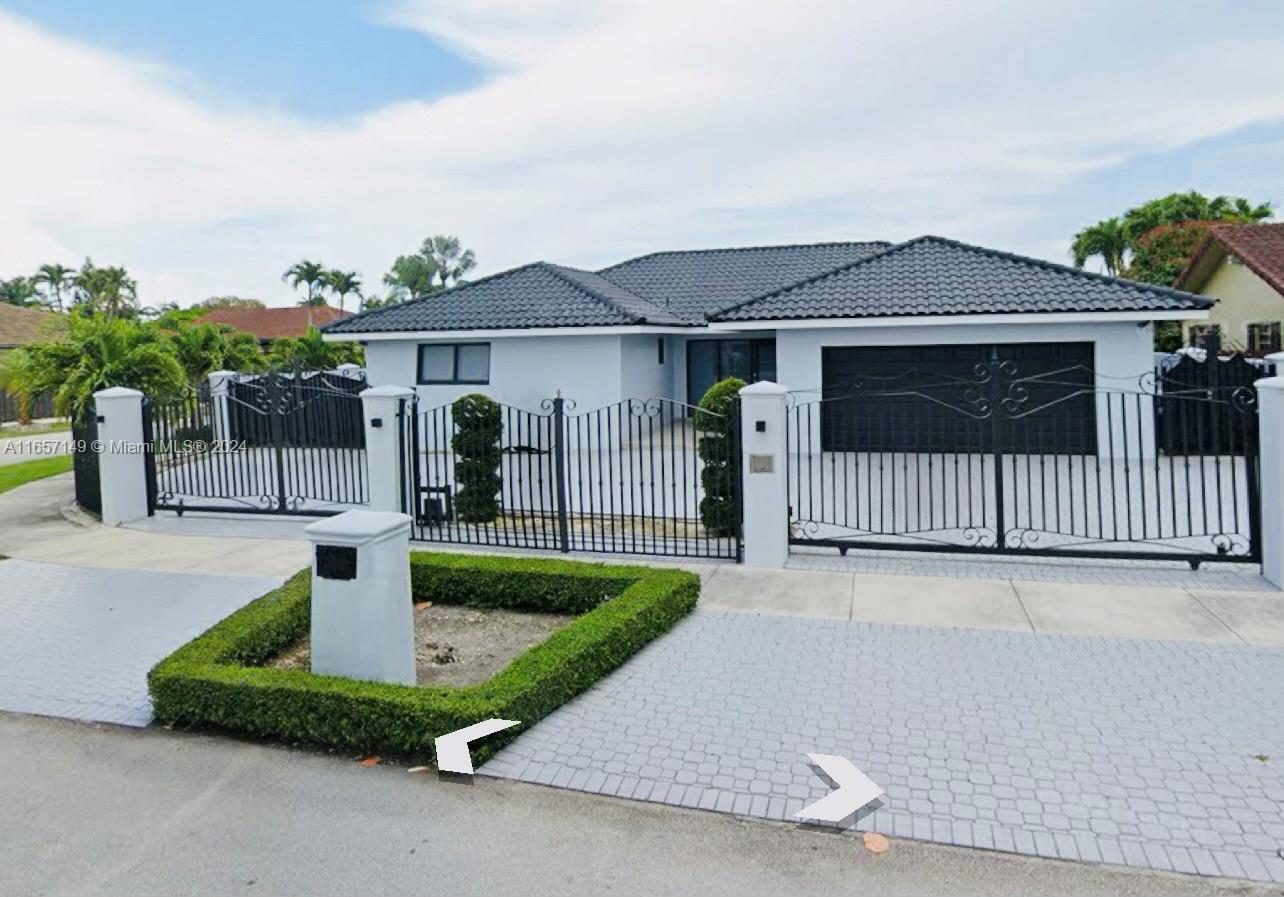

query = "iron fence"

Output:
[[1, 391, 57, 425], [788, 355, 1261, 566], [147, 370, 368, 515], [403, 395, 740, 559]]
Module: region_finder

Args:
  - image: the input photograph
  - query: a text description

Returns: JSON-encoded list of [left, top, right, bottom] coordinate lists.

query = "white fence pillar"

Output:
[[93, 387, 149, 526], [207, 370, 236, 442], [361, 385, 415, 514], [739, 381, 790, 567], [305, 510, 415, 685], [1256, 376, 1284, 588]]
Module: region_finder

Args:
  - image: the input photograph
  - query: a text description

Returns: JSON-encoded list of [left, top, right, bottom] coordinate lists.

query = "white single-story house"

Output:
[[322, 236, 1212, 446]]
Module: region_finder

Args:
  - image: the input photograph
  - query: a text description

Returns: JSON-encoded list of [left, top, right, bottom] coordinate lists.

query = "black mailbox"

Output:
[[316, 545, 358, 580]]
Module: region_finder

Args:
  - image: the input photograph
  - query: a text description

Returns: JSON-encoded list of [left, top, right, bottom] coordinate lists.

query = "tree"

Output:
[[0, 276, 38, 306], [196, 295, 265, 310], [422, 235, 476, 288], [71, 259, 138, 318], [382, 253, 437, 301], [1070, 218, 1127, 276], [1071, 191, 1274, 278], [323, 269, 362, 312], [32, 263, 74, 311], [3, 315, 185, 421], [165, 322, 264, 384], [266, 327, 363, 370], [282, 260, 327, 329], [382, 234, 477, 300], [450, 393, 502, 522]]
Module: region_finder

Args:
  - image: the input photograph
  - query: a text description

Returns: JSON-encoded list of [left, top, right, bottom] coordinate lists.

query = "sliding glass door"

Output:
[[686, 338, 776, 406]]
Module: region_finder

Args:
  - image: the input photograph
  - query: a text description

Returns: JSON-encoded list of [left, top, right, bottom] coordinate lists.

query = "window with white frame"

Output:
[[417, 343, 491, 384]]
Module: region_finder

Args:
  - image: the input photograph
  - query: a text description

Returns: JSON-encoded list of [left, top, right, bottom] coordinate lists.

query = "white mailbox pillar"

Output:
[[360, 385, 416, 513], [1255, 375, 1284, 588], [92, 386, 150, 526], [305, 510, 415, 685], [207, 370, 236, 442], [739, 381, 790, 567]]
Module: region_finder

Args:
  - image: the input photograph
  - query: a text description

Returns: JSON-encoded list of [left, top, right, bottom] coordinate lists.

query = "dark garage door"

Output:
[[821, 343, 1097, 454]]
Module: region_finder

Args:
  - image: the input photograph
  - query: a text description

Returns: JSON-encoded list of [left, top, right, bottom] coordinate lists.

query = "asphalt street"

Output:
[[0, 714, 1272, 897]]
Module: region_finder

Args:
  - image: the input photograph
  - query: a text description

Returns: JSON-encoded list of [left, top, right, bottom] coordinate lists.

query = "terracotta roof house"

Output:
[[1175, 222, 1284, 355], [0, 303, 67, 350], [198, 305, 352, 345], [323, 236, 1210, 437]]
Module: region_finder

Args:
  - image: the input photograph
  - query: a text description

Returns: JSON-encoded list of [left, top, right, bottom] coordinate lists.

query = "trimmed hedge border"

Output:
[[149, 551, 699, 764]]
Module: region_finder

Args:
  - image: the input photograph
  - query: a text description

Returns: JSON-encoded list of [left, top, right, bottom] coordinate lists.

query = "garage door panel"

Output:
[[821, 343, 1097, 454]]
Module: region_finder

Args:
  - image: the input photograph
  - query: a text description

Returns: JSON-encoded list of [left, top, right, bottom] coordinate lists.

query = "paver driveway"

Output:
[[482, 609, 1284, 883], [0, 558, 279, 726]]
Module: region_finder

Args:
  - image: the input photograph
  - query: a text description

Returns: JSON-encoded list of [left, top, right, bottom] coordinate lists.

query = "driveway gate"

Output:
[[147, 370, 368, 516], [400, 394, 740, 560], [787, 353, 1263, 566]]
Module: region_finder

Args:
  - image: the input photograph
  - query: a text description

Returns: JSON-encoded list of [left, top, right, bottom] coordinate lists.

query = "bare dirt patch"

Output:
[[271, 602, 574, 688]]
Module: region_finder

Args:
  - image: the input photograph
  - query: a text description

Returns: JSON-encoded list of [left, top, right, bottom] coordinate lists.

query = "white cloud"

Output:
[[0, 1, 1282, 307]]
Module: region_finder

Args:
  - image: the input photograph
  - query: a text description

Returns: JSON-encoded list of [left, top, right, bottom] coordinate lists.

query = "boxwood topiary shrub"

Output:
[[451, 393, 502, 522], [696, 377, 744, 536], [148, 551, 700, 765]]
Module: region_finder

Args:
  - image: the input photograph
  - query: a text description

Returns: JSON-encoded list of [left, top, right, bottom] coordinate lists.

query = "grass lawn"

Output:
[[0, 455, 74, 496], [0, 420, 70, 439]]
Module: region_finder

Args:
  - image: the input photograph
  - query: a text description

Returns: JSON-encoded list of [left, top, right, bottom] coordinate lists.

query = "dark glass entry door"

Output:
[[686, 338, 776, 406]]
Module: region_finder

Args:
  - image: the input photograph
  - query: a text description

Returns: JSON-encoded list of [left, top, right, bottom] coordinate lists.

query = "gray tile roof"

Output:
[[324, 261, 684, 334], [597, 242, 891, 319], [324, 236, 1211, 336], [710, 236, 1214, 322]]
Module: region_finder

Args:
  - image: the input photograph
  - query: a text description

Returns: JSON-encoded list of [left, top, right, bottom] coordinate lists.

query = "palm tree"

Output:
[[323, 269, 362, 312], [70, 260, 138, 318], [0, 277, 38, 306], [32, 263, 73, 311], [422, 235, 476, 288], [1071, 218, 1128, 276], [282, 260, 327, 327]]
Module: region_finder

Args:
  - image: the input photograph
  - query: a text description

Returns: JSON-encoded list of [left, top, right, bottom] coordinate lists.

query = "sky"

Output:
[[1, 0, 1282, 309]]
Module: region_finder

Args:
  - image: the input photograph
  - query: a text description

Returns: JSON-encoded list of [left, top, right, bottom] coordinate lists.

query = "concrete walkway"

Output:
[[700, 566, 1284, 647]]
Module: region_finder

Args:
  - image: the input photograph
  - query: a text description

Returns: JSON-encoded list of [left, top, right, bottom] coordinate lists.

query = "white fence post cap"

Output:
[[305, 510, 411, 546], [739, 381, 789, 396], [360, 384, 416, 399], [1256, 376, 1284, 392], [93, 386, 144, 400]]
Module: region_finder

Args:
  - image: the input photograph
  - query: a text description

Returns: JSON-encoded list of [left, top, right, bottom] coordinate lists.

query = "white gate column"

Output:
[[207, 370, 236, 442], [361, 385, 415, 514], [739, 381, 790, 567], [1256, 375, 1284, 588], [93, 386, 150, 526]]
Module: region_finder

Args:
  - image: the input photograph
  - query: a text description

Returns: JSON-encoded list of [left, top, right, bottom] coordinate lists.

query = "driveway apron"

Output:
[[0, 558, 279, 726]]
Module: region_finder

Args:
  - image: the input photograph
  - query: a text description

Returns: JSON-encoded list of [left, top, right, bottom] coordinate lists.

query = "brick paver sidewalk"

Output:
[[482, 610, 1284, 883]]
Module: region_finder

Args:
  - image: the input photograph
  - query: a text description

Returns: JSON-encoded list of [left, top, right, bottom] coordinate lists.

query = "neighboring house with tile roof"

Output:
[[198, 304, 352, 346], [1174, 223, 1284, 355], [0, 303, 66, 350], [322, 236, 1210, 423]]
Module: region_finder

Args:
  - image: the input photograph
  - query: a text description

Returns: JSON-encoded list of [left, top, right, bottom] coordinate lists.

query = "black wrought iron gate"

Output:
[[400, 394, 741, 560], [787, 354, 1263, 566], [148, 370, 368, 516]]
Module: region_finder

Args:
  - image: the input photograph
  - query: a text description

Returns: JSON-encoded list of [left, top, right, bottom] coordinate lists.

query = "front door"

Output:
[[686, 338, 776, 406]]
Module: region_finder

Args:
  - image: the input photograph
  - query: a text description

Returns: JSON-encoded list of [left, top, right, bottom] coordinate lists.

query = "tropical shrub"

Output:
[[267, 327, 364, 370], [696, 377, 744, 536], [451, 393, 503, 522], [165, 322, 264, 384], [3, 315, 185, 421]]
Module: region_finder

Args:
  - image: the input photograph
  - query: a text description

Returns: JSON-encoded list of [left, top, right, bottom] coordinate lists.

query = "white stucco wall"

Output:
[[775, 319, 1157, 457], [363, 334, 625, 413], [619, 334, 674, 403]]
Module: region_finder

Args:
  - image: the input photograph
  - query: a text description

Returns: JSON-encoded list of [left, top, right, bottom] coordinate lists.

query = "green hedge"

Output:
[[149, 551, 699, 764]]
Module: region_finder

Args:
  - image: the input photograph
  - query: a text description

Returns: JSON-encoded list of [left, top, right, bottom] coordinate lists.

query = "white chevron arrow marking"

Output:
[[434, 719, 521, 774], [794, 753, 885, 823]]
